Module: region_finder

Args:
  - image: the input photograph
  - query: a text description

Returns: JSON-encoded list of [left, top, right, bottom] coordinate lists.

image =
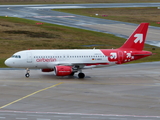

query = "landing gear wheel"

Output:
[[78, 73, 85, 79], [25, 73, 30, 78], [25, 68, 30, 78]]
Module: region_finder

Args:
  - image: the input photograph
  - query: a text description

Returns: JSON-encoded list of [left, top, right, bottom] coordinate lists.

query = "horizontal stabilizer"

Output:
[[132, 53, 152, 56]]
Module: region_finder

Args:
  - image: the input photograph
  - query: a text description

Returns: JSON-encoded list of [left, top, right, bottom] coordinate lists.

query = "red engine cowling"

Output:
[[54, 66, 72, 76], [41, 68, 54, 72]]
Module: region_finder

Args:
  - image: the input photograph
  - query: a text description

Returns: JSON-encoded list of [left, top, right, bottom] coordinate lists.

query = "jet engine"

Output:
[[54, 66, 72, 76], [41, 68, 54, 72]]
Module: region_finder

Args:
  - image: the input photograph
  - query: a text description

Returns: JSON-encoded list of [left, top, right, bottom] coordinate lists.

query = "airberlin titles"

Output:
[[36, 58, 57, 62]]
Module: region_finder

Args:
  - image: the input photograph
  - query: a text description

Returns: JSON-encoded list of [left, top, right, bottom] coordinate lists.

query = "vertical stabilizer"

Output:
[[120, 23, 149, 51]]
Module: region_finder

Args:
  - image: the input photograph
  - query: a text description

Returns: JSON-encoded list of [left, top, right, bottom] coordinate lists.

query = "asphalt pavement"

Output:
[[0, 62, 160, 120]]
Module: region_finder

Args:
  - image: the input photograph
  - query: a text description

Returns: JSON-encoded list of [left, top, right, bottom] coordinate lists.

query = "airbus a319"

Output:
[[5, 23, 152, 78]]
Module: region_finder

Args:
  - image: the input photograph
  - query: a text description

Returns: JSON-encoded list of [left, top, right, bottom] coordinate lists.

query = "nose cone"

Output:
[[5, 58, 13, 67]]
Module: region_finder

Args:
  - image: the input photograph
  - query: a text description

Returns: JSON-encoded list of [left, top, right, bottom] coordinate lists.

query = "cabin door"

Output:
[[27, 52, 32, 63]]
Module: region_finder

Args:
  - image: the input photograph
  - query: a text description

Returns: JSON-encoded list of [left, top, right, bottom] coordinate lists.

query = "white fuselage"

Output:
[[5, 49, 115, 69]]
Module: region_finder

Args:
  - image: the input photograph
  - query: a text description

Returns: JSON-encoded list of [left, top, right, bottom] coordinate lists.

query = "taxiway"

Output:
[[0, 62, 160, 120]]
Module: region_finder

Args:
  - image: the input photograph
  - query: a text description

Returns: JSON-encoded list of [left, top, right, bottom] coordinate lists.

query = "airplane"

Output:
[[5, 23, 152, 78]]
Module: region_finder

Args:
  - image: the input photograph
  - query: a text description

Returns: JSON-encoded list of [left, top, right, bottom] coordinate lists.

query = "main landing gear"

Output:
[[78, 72, 85, 79], [70, 72, 85, 78], [73, 66, 85, 79], [77, 68, 85, 79], [25, 68, 30, 78], [69, 72, 85, 78]]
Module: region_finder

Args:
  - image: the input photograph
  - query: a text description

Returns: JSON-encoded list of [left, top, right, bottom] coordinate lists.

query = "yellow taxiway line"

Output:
[[0, 82, 63, 109]]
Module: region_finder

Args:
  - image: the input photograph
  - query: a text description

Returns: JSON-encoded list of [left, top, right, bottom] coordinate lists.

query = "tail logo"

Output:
[[134, 34, 143, 43], [110, 53, 117, 59], [126, 53, 131, 58]]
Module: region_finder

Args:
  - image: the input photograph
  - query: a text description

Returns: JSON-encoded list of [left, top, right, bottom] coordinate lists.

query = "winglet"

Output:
[[120, 23, 149, 51]]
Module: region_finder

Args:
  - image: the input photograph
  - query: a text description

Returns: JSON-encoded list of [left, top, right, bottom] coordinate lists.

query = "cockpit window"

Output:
[[11, 55, 21, 58]]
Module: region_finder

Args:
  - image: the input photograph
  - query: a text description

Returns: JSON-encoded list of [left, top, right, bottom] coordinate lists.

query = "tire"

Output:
[[78, 73, 85, 78], [25, 73, 30, 78]]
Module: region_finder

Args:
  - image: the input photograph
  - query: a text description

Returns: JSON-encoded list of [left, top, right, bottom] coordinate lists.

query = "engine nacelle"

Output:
[[54, 66, 72, 76], [41, 68, 54, 72]]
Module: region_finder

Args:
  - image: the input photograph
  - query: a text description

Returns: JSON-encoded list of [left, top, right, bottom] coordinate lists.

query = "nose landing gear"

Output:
[[25, 68, 30, 78]]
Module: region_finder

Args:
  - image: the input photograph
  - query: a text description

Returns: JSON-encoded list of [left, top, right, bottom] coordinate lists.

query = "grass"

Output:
[[0, 0, 160, 4], [54, 7, 160, 27]]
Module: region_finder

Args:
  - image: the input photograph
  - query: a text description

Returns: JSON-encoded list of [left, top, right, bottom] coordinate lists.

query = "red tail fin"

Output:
[[120, 23, 149, 51]]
